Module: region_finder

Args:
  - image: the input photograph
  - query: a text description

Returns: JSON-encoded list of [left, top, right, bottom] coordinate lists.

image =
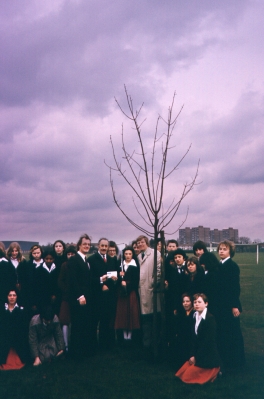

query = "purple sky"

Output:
[[1, 0, 263, 245]]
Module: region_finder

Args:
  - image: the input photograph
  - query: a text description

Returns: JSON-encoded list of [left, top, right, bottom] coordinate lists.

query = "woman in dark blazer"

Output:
[[6, 242, 27, 305], [172, 293, 194, 370], [115, 246, 140, 343], [176, 293, 220, 384], [33, 250, 60, 315], [217, 240, 245, 370], [0, 289, 29, 369], [183, 256, 205, 297], [0, 244, 17, 306], [199, 252, 219, 317]]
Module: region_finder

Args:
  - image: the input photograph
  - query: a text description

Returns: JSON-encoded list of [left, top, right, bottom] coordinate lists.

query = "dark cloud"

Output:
[[0, 0, 250, 112], [0, 0, 263, 243]]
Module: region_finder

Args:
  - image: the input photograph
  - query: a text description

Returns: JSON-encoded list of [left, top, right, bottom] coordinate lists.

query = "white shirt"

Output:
[[221, 257, 230, 264], [77, 251, 89, 301], [33, 259, 43, 267], [77, 251, 86, 262], [42, 262, 56, 273], [194, 307, 207, 334], [123, 259, 137, 272], [10, 258, 19, 268]]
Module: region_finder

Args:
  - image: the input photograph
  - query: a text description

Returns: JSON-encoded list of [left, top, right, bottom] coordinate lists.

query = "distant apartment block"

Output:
[[179, 226, 239, 245]]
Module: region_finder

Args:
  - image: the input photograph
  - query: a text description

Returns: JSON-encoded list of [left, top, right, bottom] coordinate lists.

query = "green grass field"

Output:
[[0, 253, 263, 399]]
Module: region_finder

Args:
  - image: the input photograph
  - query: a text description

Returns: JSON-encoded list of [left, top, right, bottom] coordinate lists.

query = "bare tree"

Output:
[[239, 236, 252, 244], [105, 86, 199, 357]]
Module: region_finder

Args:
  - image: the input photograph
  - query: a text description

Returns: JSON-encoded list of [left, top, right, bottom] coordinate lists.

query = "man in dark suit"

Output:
[[68, 233, 94, 359], [88, 238, 119, 350]]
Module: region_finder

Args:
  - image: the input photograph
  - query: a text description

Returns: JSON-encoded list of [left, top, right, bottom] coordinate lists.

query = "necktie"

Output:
[[141, 252, 145, 260]]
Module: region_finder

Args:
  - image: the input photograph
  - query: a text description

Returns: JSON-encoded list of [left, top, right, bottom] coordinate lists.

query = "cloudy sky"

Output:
[[1, 0, 263, 245]]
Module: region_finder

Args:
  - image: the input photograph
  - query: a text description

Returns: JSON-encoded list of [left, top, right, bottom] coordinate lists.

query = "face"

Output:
[[194, 296, 207, 313], [218, 244, 230, 260], [124, 250, 133, 263], [98, 240, 109, 255], [54, 242, 64, 255], [44, 254, 54, 267], [137, 239, 148, 252], [11, 248, 19, 259], [32, 248, 42, 261], [67, 252, 75, 259], [8, 291, 17, 306], [108, 247, 117, 257], [167, 243, 177, 252], [78, 238, 91, 255], [174, 254, 184, 266], [187, 262, 197, 274], [133, 244, 140, 256], [182, 296, 192, 312], [157, 242, 162, 252], [195, 248, 204, 257]]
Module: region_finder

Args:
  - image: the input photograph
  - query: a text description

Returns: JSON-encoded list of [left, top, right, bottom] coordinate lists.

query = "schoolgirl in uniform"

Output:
[[176, 293, 220, 384], [217, 240, 245, 369]]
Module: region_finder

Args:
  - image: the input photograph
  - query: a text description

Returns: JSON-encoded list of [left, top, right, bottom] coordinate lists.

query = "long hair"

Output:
[[7, 242, 24, 262], [186, 256, 203, 275], [122, 246, 139, 267], [0, 241, 6, 259], [193, 240, 208, 255], [53, 240, 66, 254]]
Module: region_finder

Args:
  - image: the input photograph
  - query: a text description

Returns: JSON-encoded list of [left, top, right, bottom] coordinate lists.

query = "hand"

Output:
[[79, 297, 86, 305], [33, 357, 42, 366], [56, 350, 63, 357], [111, 276, 118, 281], [102, 274, 108, 282], [51, 295, 56, 303], [121, 281, 126, 286], [189, 356, 195, 365], [102, 285, 109, 291], [173, 309, 177, 315], [164, 280, 169, 289], [120, 271, 125, 277], [232, 308, 240, 317]]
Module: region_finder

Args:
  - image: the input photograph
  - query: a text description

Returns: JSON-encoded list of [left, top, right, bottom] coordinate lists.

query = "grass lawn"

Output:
[[0, 253, 263, 399]]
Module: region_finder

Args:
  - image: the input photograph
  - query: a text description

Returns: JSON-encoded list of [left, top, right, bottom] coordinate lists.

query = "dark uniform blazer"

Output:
[[88, 252, 119, 297], [218, 258, 242, 311], [68, 253, 91, 303], [191, 311, 220, 369]]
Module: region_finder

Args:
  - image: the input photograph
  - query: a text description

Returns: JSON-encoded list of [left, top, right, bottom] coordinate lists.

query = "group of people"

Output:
[[0, 235, 245, 384], [164, 239, 245, 383]]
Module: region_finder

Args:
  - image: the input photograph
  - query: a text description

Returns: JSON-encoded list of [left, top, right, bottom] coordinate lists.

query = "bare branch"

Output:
[[164, 144, 192, 179], [165, 207, 189, 235], [108, 87, 199, 240]]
